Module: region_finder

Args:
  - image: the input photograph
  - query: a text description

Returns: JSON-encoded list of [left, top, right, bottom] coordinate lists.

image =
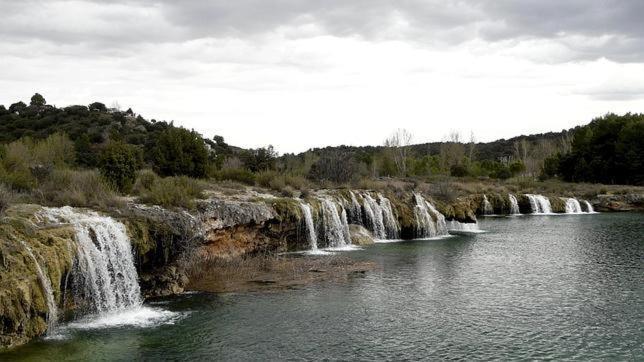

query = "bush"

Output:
[[37, 169, 119, 208], [152, 127, 209, 178], [132, 169, 160, 194], [214, 168, 256, 185], [99, 142, 142, 193], [450, 164, 469, 177], [255, 170, 279, 188], [138, 176, 205, 209], [0, 183, 16, 215]]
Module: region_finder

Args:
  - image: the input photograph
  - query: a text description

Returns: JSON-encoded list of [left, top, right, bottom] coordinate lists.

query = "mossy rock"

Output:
[[269, 198, 303, 223], [0, 204, 75, 350], [549, 197, 567, 213], [349, 225, 374, 245]]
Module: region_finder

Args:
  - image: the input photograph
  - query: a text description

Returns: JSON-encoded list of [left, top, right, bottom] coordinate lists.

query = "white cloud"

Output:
[[1, 1, 643, 153]]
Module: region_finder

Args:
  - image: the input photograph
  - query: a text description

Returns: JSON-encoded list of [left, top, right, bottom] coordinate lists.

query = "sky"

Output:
[[1, 1, 643, 154]]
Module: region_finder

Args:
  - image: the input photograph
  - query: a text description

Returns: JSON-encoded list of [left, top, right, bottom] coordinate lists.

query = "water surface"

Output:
[[5, 213, 643, 361]]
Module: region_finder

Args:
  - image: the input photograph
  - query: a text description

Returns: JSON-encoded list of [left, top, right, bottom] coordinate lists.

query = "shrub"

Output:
[[138, 176, 205, 209], [450, 164, 469, 177], [214, 168, 256, 185], [284, 175, 310, 191], [99, 142, 142, 193], [0, 183, 16, 215], [152, 127, 209, 178], [255, 170, 279, 188], [132, 169, 160, 194], [37, 169, 119, 208]]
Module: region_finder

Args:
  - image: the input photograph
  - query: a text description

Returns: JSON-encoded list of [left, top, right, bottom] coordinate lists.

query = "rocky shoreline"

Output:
[[0, 187, 642, 350]]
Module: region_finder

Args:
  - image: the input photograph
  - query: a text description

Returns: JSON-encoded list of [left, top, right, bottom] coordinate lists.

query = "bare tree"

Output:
[[439, 130, 465, 170], [467, 131, 477, 161], [384, 128, 413, 176]]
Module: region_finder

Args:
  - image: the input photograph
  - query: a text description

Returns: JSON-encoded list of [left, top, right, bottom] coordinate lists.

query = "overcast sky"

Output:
[[2, 1, 643, 153]]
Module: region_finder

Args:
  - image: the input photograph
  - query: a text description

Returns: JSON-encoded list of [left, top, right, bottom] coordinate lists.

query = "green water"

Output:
[[4, 213, 643, 361]]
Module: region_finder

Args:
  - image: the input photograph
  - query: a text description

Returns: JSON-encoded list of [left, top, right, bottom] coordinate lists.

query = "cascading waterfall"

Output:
[[378, 194, 400, 239], [583, 200, 596, 213], [320, 198, 350, 247], [42, 207, 142, 314], [362, 193, 386, 239], [482, 195, 493, 215], [348, 191, 363, 225], [413, 193, 437, 238], [508, 194, 521, 215], [299, 202, 318, 250], [525, 194, 552, 214], [413, 193, 448, 238], [361, 193, 399, 239], [19, 240, 59, 335], [564, 198, 583, 214], [426, 201, 448, 235], [340, 206, 352, 245]]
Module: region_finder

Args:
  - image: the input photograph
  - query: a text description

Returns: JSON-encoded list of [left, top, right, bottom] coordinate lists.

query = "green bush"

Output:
[[132, 169, 160, 194], [152, 127, 209, 178], [138, 176, 205, 209], [214, 168, 256, 185], [99, 142, 142, 193], [255, 170, 279, 188], [37, 169, 119, 208]]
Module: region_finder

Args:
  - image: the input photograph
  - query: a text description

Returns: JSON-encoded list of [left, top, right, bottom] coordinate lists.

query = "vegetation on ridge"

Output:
[[0, 93, 642, 214]]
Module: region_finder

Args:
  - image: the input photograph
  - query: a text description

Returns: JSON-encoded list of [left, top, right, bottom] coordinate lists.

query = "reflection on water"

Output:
[[4, 213, 643, 361]]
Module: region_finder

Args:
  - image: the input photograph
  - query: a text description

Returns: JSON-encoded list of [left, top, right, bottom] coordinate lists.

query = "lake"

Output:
[[5, 213, 642, 361]]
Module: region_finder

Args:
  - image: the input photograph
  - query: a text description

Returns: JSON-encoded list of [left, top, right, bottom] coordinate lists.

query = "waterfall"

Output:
[[413, 193, 448, 238], [19, 240, 59, 336], [564, 198, 583, 214], [299, 202, 318, 250], [320, 198, 350, 247], [426, 201, 448, 235], [413, 193, 437, 238], [378, 194, 400, 239], [361, 193, 399, 239], [42, 207, 142, 315], [340, 206, 352, 245], [508, 194, 521, 215], [583, 200, 596, 213], [447, 220, 484, 234], [482, 195, 493, 215], [362, 193, 386, 239], [525, 194, 552, 214], [348, 191, 363, 225]]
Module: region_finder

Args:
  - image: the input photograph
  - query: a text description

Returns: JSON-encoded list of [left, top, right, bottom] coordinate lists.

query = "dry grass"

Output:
[[0, 183, 16, 215], [36, 169, 121, 208]]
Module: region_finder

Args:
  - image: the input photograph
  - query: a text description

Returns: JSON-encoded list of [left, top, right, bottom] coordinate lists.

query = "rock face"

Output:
[[0, 205, 74, 349], [349, 225, 375, 245]]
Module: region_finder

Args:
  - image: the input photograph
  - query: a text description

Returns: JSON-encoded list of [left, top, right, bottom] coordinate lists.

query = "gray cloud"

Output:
[[1, 0, 643, 62]]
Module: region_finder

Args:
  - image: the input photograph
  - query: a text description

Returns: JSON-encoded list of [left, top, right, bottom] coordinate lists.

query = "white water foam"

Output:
[[65, 307, 182, 330], [508, 194, 521, 215]]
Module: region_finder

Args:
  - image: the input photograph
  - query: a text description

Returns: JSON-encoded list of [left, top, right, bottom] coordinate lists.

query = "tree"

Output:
[[152, 127, 209, 177], [439, 131, 465, 172], [240, 146, 277, 172], [384, 128, 413, 176], [99, 142, 142, 193], [30, 93, 46, 107], [467, 131, 477, 162], [88, 102, 107, 112], [8, 101, 27, 114], [308, 151, 358, 183]]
